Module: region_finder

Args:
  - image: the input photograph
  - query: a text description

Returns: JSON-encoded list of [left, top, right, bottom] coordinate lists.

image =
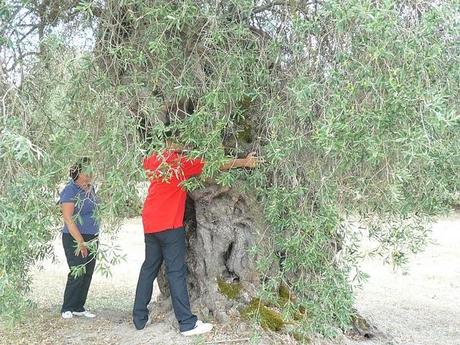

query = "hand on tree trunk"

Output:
[[244, 152, 264, 168]]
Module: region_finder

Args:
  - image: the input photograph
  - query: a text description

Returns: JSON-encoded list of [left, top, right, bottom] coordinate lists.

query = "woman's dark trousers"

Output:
[[61, 233, 97, 313]]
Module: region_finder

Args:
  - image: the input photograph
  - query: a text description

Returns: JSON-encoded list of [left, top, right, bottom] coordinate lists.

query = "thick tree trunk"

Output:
[[155, 182, 268, 322]]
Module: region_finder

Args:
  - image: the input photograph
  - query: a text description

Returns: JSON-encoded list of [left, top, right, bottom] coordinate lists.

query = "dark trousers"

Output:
[[61, 233, 97, 313], [133, 227, 197, 332]]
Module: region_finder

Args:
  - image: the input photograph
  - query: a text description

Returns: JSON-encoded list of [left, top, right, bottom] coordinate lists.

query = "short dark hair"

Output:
[[69, 157, 91, 181]]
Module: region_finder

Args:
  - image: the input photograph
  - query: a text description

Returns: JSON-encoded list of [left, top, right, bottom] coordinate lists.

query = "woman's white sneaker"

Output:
[[61, 311, 73, 319], [181, 320, 213, 336], [72, 310, 96, 318]]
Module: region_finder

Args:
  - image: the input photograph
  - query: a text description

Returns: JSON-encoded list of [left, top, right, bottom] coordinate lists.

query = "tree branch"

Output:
[[249, 25, 272, 41], [6, 51, 38, 72], [252, 0, 318, 16], [252, 1, 291, 15]]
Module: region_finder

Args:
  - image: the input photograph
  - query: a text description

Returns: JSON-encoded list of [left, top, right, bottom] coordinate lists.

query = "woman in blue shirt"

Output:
[[59, 157, 99, 319]]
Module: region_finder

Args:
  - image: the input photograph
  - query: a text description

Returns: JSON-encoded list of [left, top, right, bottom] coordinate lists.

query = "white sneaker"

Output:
[[61, 311, 73, 319], [72, 310, 96, 318], [143, 316, 152, 329], [181, 320, 213, 336]]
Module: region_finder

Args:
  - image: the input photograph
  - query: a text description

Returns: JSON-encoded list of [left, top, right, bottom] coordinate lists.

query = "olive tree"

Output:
[[1, 0, 459, 337]]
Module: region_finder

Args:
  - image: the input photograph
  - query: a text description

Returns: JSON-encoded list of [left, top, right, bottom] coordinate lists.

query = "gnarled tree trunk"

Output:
[[156, 183, 269, 322]]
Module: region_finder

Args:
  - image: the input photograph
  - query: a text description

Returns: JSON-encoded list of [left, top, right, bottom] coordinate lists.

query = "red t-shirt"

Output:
[[142, 151, 205, 233]]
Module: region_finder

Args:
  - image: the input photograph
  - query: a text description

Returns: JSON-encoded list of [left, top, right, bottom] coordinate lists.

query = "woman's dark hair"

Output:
[[69, 157, 91, 181]]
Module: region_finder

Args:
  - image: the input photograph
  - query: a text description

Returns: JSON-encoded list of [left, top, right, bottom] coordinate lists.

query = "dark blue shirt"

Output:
[[60, 180, 100, 235]]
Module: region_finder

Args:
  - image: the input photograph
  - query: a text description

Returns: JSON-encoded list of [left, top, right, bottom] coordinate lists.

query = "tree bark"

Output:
[[155, 182, 268, 321]]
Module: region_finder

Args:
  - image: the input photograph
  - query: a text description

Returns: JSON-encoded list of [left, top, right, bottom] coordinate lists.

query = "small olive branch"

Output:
[[70, 238, 126, 278]]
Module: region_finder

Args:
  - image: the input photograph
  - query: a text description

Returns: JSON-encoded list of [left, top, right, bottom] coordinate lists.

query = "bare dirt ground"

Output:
[[1, 213, 459, 345], [343, 212, 460, 345]]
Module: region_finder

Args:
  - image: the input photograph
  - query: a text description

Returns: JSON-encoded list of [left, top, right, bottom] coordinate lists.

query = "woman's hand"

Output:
[[79, 242, 88, 258]]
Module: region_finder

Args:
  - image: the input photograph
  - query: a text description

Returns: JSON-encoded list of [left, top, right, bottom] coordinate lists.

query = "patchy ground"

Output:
[[1, 214, 459, 345], [344, 212, 460, 345]]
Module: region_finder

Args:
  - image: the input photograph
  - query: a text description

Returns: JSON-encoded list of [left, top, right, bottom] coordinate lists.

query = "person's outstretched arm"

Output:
[[219, 152, 263, 171], [145, 152, 263, 181]]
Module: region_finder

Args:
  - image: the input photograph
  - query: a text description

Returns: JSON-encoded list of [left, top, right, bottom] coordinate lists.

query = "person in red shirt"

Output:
[[133, 133, 261, 336]]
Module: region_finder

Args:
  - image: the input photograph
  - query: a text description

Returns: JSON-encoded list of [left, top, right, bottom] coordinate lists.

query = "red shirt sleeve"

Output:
[[143, 154, 165, 181], [181, 157, 205, 179], [143, 154, 159, 170]]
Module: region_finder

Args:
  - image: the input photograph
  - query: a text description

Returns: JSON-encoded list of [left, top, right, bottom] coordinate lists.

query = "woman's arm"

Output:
[[61, 203, 88, 258], [219, 152, 263, 171]]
